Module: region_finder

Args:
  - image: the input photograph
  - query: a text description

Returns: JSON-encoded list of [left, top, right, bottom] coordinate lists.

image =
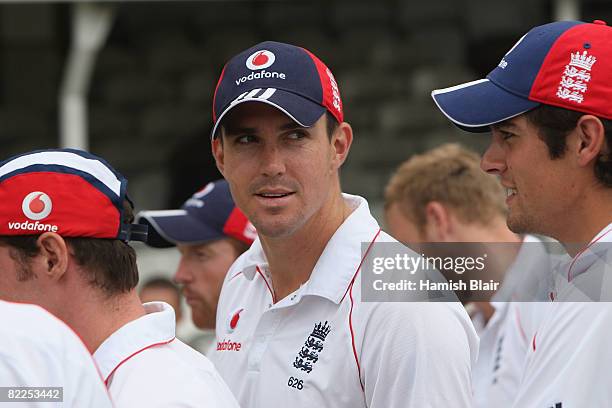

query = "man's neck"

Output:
[[60, 289, 146, 353], [455, 217, 522, 244], [260, 193, 353, 302], [454, 218, 522, 297], [553, 190, 612, 257]]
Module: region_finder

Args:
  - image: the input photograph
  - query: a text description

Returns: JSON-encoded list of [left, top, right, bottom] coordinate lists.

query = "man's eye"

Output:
[[501, 131, 515, 140], [236, 135, 257, 144], [286, 131, 306, 140], [196, 252, 210, 260]]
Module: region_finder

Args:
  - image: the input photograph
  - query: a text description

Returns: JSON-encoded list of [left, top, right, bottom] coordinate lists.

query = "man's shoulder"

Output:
[[116, 336, 235, 399], [376, 230, 402, 243], [0, 301, 86, 353], [0, 301, 104, 393], [347, 296, 479, 370], [352, 294, 473, 327], [124, 337, 218, 375], [532, 302, 612, 354], [347, 273, 474, 340], [113, 339, 237, 406]]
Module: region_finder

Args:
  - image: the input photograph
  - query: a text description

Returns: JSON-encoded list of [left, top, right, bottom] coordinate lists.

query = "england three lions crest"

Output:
[[556, 50, 597, 104], [292, 321, 331, 374]]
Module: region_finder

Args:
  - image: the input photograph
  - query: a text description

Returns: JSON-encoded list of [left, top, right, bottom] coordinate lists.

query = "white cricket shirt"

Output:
[[472, 235, 553, 408], [512, 222, 612, 407], [210, 194, 478, 407], [0, 300, 113, 408], [93, 301, 239, 408]]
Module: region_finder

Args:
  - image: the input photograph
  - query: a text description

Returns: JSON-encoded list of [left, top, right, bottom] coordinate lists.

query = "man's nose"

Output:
[[481, 138, 507, 175], [260, 145, 286, 177]]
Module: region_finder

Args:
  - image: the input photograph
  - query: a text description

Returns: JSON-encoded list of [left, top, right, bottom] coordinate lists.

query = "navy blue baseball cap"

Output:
[[432, 20, 612, 132], [136, 179, 256, 248], [211, 41, 344, 138]]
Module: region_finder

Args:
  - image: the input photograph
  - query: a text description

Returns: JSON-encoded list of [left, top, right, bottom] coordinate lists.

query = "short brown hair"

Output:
[[385, 143, 507, 231], [0, 200, 139, 296], [524, 105, 612, 187], [227, 237, 250, 256]]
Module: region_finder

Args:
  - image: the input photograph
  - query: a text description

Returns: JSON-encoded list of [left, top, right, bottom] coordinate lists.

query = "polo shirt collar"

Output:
[[563, 221, 612, 281], [236, 194, 381, 304], [93, 302, 176, 382]]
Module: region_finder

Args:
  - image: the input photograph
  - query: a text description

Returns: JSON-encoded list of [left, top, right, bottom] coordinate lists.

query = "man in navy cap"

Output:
[[432, 20, 612, 407], [137, 179, 255, 333], [208, 41, 478, 407]]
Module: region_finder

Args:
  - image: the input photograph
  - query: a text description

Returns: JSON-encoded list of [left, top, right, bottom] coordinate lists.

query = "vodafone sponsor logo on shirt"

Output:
[[216, 339, 242, 352], [227, 308, 243, 333], [217, 308, 244, 352], [8, 192, 59, 233], [236, 50, 286, 86]]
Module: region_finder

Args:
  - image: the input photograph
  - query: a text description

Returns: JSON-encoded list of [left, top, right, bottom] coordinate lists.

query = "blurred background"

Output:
[[0, 0, 607, 331]]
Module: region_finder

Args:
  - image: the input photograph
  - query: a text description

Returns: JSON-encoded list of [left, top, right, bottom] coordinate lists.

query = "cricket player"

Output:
[[0, 149, 239, 408], [384, 143, 552, 408], [0, 300, 114, 407], [137, 179, 255, 335], [208, 40, 478, 407], [432, 20, 612, 407]]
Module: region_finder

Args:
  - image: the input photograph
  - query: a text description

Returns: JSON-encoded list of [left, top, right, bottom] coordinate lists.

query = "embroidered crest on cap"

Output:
[[556, 50, 597, 104], [326, 68, 342, 113]]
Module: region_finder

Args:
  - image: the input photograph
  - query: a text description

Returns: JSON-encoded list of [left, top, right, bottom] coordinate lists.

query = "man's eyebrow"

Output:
[[223, 126, 257, 136], [224, 122, 306, 135], [279, 122, 306, 131], [492, 120, 519, 131]]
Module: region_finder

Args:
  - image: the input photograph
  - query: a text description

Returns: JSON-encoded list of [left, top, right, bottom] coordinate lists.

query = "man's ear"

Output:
[[423, 201, 452, 241], [574, 115, 606, 167], [212, 137, 225, 176], [331, 122, 353, 169], [36, 233, 69, 281]]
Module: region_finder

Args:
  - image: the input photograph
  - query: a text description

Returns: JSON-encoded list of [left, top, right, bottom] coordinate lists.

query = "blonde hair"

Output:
[[385, 143, 507, 231]]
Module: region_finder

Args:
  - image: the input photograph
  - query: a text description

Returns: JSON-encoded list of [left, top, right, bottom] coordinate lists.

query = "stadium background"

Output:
[[0, 0, 606, 335]]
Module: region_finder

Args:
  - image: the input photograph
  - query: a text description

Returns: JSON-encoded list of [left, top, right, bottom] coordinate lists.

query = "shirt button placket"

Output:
[[247, 308, 283, 372]]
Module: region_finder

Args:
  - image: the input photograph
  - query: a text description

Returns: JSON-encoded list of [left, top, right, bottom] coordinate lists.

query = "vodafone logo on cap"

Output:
[[246, 50, 275, 70], [22, 192, 52, 221]]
